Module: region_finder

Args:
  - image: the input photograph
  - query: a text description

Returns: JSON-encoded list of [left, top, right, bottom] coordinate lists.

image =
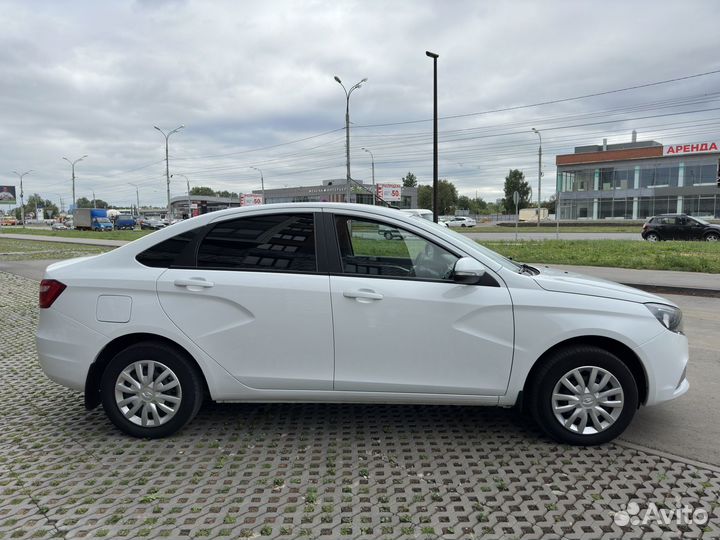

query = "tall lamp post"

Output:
[[12, 170, 32, 228], [62, 155, 87, 212], [171, 174, 191, 218], [128, 183, 140, 216], [334, 76, 367, 203], [426, 51, 439, 222], [361, 147, 376, 205], [531, 128, 542, 227], [250, 166, 265, 202], [154, 124, 184, 220]]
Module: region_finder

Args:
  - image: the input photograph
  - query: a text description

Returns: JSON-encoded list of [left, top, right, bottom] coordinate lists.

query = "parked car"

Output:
[[114, 215, 136, 230], [37, 203, 688, 444], [642, 214, 720, 241], [446, 216, 477, 228], [140, 219, 166, 230], [399, 209, 449, 227], [51, 222, 69, 231]]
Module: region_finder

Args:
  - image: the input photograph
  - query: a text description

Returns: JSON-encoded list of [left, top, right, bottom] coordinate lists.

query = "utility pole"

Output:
[[154, 125, 184, 220], [532, 128, 542, 227], [62, 155, 87, 212], [334, 76, 367, 203], [171, 174, 191, 218], [250, 166, 265, 202], [426, 51, 439, 222], [128, 183, 140, 217], [92, 190, 97, 208], [12, 170, 32, 228], [361, 148, 375, 205]]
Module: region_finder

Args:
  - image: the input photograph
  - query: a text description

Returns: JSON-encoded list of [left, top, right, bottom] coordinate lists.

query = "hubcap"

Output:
[[551, 366, 624, 435], [114, 360, 182, 427]]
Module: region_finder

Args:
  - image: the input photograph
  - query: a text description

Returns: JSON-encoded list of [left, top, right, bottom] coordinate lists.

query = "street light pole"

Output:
[[171, 174, 191, 218], [532, 128, 542, 227], [12, 170, 32, 228], [250, 166, 265, 202], [426, 51, 439, 222], [62, 155, 87, 212], [154, 124, 184, 220], [128, 183, 140, 216], [361, 147, 375, 205], [334, 76, 367, 203], [92, 190, 97, 208]]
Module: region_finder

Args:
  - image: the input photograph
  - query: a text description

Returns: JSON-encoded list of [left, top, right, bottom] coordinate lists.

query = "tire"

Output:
[[100, 341, 203, 438], [704, 232, 719, 242], [529, 345, 638, 446], [384, 231, 394, 240], [461, 223, 466, 227], [644, 232, 660, 242]]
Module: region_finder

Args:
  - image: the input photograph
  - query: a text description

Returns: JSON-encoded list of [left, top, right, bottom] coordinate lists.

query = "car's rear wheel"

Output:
[[645, 232, 660, 242], [530, 345, 638, 445], [704, 232, 719, 242], [100, 342, 203, 438]]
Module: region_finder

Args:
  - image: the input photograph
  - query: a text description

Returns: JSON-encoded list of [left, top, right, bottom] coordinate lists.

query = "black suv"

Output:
[[642, 213, 720, 241]]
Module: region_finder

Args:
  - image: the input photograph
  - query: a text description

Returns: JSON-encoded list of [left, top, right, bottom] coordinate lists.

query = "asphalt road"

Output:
[[2, 259, 717, 468]]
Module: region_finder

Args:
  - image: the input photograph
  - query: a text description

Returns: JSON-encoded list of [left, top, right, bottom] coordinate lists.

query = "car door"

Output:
[[155, 211, 335, 390], [328, 212, 515, 396]]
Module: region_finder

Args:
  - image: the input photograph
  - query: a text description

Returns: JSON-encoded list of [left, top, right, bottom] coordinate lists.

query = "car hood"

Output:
[[532, 266, 673, 305]]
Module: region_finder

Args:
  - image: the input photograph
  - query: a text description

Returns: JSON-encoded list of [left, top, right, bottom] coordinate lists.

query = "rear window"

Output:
[[136, 229, 200, 268], [197, 213, 317, 272]]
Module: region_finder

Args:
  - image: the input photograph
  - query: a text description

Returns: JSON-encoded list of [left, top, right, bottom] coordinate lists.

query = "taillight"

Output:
[[39, 279, 66, 309]]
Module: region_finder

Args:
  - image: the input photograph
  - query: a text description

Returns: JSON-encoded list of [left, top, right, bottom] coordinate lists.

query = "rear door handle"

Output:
[[343, 289, 383, 301], [174, 278, 215, 289]]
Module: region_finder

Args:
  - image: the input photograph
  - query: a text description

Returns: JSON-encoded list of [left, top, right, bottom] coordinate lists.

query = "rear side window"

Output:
[[136, 229, 200, 268], [197, 213, 317, 272]]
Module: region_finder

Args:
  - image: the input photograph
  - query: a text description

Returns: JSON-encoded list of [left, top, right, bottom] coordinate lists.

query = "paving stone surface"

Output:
[[0, 270, 718, 539]]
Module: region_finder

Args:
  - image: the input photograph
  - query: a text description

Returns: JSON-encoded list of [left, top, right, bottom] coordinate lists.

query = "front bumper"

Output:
[[635, 329, 689, 406]]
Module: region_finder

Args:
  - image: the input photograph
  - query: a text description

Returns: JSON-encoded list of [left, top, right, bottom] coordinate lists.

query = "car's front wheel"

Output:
[[530, 346, 638, 445], [100, 341, 203, 438], [645, 232, 660, 242]]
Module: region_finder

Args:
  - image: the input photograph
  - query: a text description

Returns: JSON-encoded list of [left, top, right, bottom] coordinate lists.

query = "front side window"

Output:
[[334, 216, 458, 280], [197, 213, 317, 272]]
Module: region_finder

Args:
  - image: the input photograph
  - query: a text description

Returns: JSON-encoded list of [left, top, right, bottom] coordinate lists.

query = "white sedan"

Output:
[[446, 216, 477, 227], [36, 203, 688, 444]]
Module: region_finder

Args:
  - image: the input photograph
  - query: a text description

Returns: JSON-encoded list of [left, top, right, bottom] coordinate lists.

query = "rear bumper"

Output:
[[36, 308, 107, 391]]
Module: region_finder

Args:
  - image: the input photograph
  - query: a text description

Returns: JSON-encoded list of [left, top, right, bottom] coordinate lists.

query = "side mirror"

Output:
[[452, 257, 486, 284]]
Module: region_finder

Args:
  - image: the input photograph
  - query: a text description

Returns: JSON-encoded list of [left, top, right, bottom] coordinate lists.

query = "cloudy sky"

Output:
[[2, 0, 719, 209]]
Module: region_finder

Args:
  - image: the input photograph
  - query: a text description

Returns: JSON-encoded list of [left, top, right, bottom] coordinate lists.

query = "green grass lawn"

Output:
[[0, 227, 152, 241], [0, 238, 111, 261], [480, 240, 720, 273], [461, 225, 640, 233]]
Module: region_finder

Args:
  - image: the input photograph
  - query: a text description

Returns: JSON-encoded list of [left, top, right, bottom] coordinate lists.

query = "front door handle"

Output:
[[343, 289, 384, 301], [174, 278, 215, 289]]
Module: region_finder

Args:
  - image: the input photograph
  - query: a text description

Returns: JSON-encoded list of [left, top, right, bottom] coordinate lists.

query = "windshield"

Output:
[[96, 218, 112, 223], [691, 216, 710, 225]]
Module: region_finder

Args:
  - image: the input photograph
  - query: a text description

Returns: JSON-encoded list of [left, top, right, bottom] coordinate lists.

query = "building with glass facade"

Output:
[[555, 138, 720, 220]]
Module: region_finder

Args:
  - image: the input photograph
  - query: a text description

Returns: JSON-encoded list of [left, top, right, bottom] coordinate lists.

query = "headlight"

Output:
[[645, 303, 683, 333]]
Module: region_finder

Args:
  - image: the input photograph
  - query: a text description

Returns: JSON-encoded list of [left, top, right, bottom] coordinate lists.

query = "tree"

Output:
[[216, 190, 239, 199], [416, 179, 458, 214], [15, 193, 59, 220], [457, 195, 488, 215], [502, 169, 531, 213], [75, 197, 93, 208], [402, 172, 417, 188], [541, 194, 557, 214], [190, 186, 216, 196]]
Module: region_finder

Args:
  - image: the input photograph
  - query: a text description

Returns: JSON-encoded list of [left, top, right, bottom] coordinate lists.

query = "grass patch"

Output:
[[0, 238, 110, 260], [0, 227, 153, 241], [480, 240, 720, 273], [468, 225, 642, 233]]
